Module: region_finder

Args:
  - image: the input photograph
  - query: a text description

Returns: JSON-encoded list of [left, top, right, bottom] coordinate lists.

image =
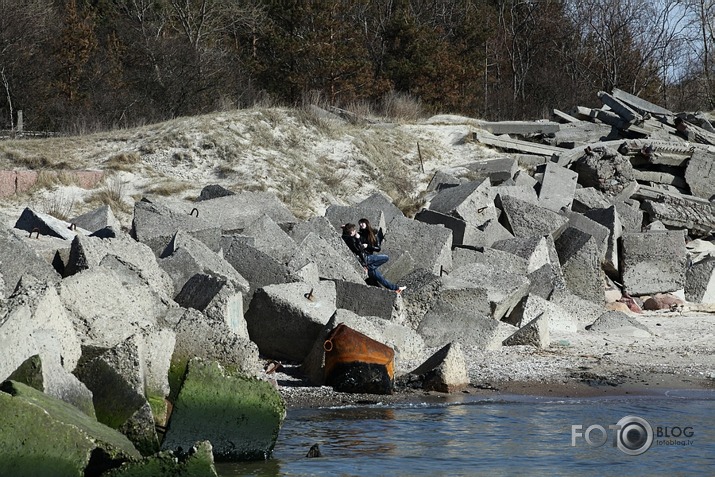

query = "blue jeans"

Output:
[[365, 254, 397, 290]]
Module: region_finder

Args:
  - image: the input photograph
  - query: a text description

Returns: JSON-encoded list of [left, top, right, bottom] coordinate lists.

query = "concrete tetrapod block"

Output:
[[382, 216, 453, 276], [0, 226, 60, 298], [555, 227, 604, 303], [59, 263, 170, 348], [161, 358, 286, 461], [502, 314, 550, 348], [174, 273, 248, 340], [497, 194, 569, 239], [407, 342, 469, 393], [685, 256, 715, 303], [427, 179, 497, 228], [159, 229, 249, 301], [244, 281, 337, 362], [288, 232, 365, 283], [73, 335, 159, 455], [66, 233, 174, 299], [332, 279, 404, 323], [0, 381, 141, 477], [169, 308, 261, 400], [621, 230, 687, 296], [1, 277, 82, 381], [191, 191, 297, 234], [130, 199, 221, 256], [539, 162, 579, 212], [8, 353, 95, 418], [103, 440, 218, 476], [301, 309, 426, 385], [449, 261, 531, 320]]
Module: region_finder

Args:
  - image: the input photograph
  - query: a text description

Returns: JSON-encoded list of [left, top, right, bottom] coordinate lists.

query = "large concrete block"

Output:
[[685, 256, 715, 303], [161, 358, 285, 461], [241, 214, 297, 262], [174, 273, 248, 339], [588, 311, 651, 338], [449, 261, 530, 320], [507, 294, 577, 334], [416, 209, 512, 248], [244, 281, 337, 362], [382, 216, 452, 276], [15, 207, 90, 240], [357, 192, 405, 224], [169, 308, 261, 395], [407, 342, 469, 393], [0, 227, 60, 298], [427, 179, 497, 228], [684, 149, 715, 200], [503, 314, 550, 348], [584, 205, 622, 275], [222, 236, 300, 295], [59, 263, 169, 348], [539, 162, 579, 212], [1, 277, 82, 380], [288, 232, 365, 283], [191, 191, 297, 233], [497, 194, 569, 238], [324, 205, 386, 236], [0, 381, 140, 476], [69, 205, 119, 234], [67, 233, 174, 299], [555, 227, 604, 303], [417, 298, 504, 349], [463, 157, 518, 185], [332, 279, 404, 323], [615, 200, 643, 233], [8, 353, 95, 418], [559, 211, 610, 265], [621, 230, 687, 296], [572, 187, 612, 213], [130, 199, 221, 256], [159, 230, 248, 300]]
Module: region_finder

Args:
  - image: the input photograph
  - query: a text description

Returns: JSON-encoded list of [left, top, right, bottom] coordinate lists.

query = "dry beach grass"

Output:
[[1, 105, 714, 407]]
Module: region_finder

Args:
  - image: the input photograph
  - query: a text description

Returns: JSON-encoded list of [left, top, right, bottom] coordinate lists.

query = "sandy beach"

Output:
[[272, 309, 715, 408]]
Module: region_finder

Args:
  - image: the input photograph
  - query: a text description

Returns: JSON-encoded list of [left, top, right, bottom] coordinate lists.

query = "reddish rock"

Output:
[[643, 293, 685, 311], [0, 171, 16, 198], [15, 170, 38, 194]]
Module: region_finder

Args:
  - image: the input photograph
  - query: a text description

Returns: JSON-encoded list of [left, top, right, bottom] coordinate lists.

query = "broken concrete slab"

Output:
[[612, 88, 673, 116], [478, 120, 561, 136], [572, 187, 612, 213], [161, 358, 285, 461], [507, 294, 577, 334], [538, 162, 578, 212], [684, 149, 715, 201], [463, 157, 518, 185], [474, 130, 563, 156], [415, 208, 508, 248], [497, 194, 569, 238], [244, 281, 337, 362], [583, 205, 622, 275], [597, 91, 643, 124], [69, 205, 119, 234], [407, 342, 469, 393], [685, 256, 715, 303], [426, 170, 461, 192], [621, 230, 687, 296], [555, 227, 604, 303], [191, 191, 297, 234]]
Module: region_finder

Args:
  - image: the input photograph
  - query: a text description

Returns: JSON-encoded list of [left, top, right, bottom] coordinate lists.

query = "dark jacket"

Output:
[[359, 227, 382, 255], [342, 233, 366, 266]]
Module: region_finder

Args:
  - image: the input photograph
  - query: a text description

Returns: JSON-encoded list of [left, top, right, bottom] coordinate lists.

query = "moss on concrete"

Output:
[[0, 380, 140, 477], [161, 359, 286, 461], [103, 440, 217, 477]]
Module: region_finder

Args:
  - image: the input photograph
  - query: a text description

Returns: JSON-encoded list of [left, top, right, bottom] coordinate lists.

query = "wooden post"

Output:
[[17, 110, 23, 132], [417, 142, 424, 173]]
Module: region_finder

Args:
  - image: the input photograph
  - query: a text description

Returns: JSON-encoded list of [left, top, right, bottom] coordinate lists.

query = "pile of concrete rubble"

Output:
[[2, 88, 715, 473]]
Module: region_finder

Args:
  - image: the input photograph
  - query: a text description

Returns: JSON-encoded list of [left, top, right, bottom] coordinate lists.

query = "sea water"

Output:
[[216, 389, 715, 476]]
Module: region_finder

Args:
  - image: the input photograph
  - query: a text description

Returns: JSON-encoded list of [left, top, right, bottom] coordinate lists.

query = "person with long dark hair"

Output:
[[342, 222, 406, 293]]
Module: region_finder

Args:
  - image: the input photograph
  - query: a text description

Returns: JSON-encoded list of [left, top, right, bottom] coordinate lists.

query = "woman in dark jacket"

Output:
[[342, 222, 405, 293]]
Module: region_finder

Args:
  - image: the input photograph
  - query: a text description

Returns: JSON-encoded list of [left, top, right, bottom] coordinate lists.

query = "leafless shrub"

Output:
[[85, 177, 131, 213], [105, 152, 141, 171], [42, 194, 75, 221], [381, 91, 424, 121]]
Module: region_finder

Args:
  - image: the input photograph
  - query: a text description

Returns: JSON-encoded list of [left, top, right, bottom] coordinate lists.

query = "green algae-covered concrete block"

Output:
[[0, 380, 141, 477], [161, 358, 286, 461], [104, 440, 217, 477]]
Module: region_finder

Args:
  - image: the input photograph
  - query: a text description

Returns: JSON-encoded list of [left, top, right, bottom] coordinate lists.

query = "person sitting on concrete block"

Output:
[[342, 223, 405, 294]]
